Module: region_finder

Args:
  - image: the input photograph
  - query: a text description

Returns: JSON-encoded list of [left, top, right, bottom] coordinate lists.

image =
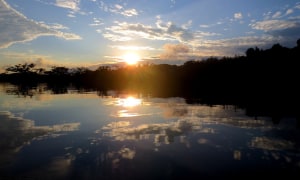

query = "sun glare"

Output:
[[117, 96, 142, 107], [122, 53, 140, 65]]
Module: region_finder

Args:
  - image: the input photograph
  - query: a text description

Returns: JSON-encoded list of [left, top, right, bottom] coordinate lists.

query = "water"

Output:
[[0, 83, 299, 179]]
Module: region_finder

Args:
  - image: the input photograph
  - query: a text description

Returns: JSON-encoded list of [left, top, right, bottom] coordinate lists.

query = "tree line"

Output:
[[1, 40, 299, 119]]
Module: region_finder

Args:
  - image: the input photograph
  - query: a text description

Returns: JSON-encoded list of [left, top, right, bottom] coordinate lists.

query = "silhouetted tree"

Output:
[[5, 63, 36, 74], [47, 66, 69, 76], [245, 47, 260, 57], [35, 68, 46, 75]]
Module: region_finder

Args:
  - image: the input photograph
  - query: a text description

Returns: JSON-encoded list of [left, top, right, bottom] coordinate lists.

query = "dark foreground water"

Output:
[[0, 83, 299, 179]]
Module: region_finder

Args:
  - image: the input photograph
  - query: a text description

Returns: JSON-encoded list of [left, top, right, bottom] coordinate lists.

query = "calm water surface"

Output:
[[0, 84, 299, 179]]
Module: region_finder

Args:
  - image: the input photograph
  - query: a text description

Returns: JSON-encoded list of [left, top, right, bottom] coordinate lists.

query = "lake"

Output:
[[0, 83, 299, 179]]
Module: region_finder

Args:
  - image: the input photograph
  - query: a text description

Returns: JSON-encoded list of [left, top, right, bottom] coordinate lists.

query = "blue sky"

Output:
[[0, 0, 300, 71]]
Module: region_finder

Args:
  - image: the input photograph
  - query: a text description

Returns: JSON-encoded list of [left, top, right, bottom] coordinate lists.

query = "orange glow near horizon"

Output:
[[122, 53, 140, 65]]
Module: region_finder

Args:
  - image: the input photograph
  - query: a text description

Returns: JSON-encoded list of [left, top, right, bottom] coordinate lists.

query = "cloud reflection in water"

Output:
[[0, 111, 80, 168], [98, 99, 299, 163]]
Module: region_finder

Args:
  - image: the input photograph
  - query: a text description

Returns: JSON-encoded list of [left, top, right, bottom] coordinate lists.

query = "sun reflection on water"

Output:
[[117, 96, 142, 107]]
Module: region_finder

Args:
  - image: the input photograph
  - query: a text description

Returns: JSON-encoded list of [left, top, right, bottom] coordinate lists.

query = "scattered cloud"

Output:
[[43, 23, 69, 30], [104, 20, 193, 43], [234, 12, 243, 19], [55, 0, 80, 11], [199, 22, 223, 28], [67, 12, 76, 18], [0, 0, 81, 49], [272, 11, 282, 19], [199, 24, 210, 28], [120, 9, 138, 17], [286, 9, 294, 15], [295, 4, 300, 10], [251, 19, 299, 31], [194, 31, 220, 38], [89, 17, 104, 26], [182, 20, 193, 29], [102, 33, 133, 41], [160, 43, 190, 60], [110, 45, 156, 51], [99, 3, 138, 17], [263, 11, 273, 20]]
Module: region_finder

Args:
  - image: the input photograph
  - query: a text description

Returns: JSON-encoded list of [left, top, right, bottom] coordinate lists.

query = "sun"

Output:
[[122, 53, 140, 65]]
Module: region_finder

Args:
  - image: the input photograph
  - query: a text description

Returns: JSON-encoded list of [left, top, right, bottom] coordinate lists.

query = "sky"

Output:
[[0, 0, 300, 71]]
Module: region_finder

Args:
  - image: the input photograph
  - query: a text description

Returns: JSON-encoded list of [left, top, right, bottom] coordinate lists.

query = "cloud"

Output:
[[160, 43, 190, 60], [100, 3, 138, 17], [234, 12, 243, 19], [189, 35, 286, 58], [194, 31, 220, 38], [89, 17, 104, 26], [44, 23, 69, 30], [103, 14, 298, 62], [286, 9, 293, 15], [199, 24, 210, 28], [272, 11, 282, 19], [162, 44, 189, 54], [55, 0, 80, 11], [250, 20, 299, 31], [0, 0, 81, 49], [110, 45, 156, 51], [250, 18, 300, 45], [101, 19, 294, 62], [104, 20, 193, 43], [121, 9, 138, 17], [182, 20, 192, 29], [199, 22, 223, 28]]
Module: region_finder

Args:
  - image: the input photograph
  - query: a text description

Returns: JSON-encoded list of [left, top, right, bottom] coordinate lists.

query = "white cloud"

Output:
[[55, 0, 80, 11], [194, 31, 220, 38], [40, 22, 69, 30], [286, 9, 293, 15], [263, 11, 273, 20], [100, 2, 138, 17], [182, 20, 192, 29], [121, 9, 138, 17], [251, 20, 299, 31], [104, 20, 193, 43], [102, 33, 132, 41], [234, 12, 243, 19], [89, 17, 104, 26], [272, 11, 282, 19], [110, 45, 156, 51], [199, 22, 223, 28], [67, 13, 76, 18], [199, 24, 210, 28], [0, 0, 81, 49]]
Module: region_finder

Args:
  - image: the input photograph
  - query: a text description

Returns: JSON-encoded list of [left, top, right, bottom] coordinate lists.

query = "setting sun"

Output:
[[122, 53, 140, 65]]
